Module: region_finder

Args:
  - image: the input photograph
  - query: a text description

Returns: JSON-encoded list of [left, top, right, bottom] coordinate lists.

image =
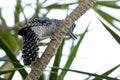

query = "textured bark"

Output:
[[25, 0, 97, 80]]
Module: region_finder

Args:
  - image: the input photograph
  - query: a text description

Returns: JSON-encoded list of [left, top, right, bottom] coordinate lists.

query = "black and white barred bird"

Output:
[[18, 17, 76, 66]]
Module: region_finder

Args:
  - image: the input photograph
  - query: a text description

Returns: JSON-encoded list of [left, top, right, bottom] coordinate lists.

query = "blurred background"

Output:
[[0, 0, 120, 80]]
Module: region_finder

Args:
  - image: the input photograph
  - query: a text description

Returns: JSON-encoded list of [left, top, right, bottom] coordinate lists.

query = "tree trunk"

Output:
[[25, 0, 97, 80]]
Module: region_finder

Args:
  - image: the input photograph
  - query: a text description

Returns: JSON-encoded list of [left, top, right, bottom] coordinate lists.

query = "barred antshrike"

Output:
[[18, 17, 76, 66]]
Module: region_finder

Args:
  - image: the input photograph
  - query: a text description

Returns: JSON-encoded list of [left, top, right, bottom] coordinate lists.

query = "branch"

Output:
[[25, 0, 97, 80]]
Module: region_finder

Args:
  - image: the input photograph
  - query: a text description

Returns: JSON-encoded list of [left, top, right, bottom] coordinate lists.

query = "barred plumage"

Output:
[[18, 17, 76, 66]]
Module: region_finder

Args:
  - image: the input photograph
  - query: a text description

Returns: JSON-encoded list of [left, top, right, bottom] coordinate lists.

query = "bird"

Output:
[[18, 17, 77, 66]]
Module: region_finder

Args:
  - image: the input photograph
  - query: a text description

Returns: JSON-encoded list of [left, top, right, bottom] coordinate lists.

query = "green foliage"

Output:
[[93, 64, 120, 80], [0, 35, 28, 78], [57, 25, 89, 80], [100, 21, 120, 44], [0, 0, 119, 80], [52, 66, 119, 80]]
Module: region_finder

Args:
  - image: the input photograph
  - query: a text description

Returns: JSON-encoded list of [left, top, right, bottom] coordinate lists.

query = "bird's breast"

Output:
[[31, 26, 52, 39]]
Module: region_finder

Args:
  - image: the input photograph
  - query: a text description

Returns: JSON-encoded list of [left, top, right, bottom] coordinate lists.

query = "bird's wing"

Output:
[[18, 27, 40, 66]]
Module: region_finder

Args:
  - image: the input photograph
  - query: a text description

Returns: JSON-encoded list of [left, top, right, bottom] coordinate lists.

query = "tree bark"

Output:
[[25, 0, 97, 80]]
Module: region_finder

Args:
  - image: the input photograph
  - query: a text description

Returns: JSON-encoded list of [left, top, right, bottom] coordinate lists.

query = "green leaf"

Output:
[[33, 0, 42, 18], [7, 71, 15, 80], [100, 21, 120, 44], [0, 69, 14, 75], [0, 32, 20, 54], [0, 37, 28, 78], [14, 0, 21, 24], [96, 9, 120, 31], [97, 1, 120, 9], [0, 9, 7, 26], [0, 67, 23, 75], [49, 39, 65, 80], [53, 67, 119, 80], [93, 64, 120, 80], [58, 26, 88, 80], [102, 64, 120, 76], [39, 73, 45, 80]]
